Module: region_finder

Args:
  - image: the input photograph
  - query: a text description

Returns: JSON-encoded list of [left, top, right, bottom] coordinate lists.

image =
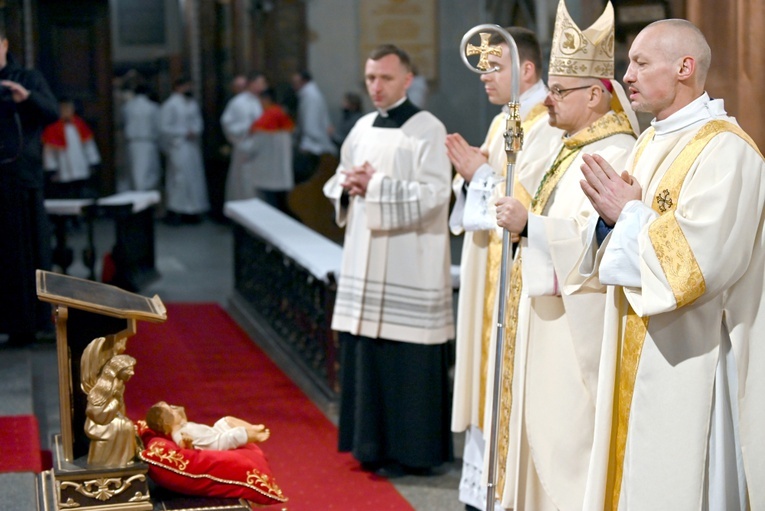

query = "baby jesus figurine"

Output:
[[145, 401, 270, 451]]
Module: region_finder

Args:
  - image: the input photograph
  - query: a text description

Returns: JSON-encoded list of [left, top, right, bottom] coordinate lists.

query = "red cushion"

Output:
[[136, 421, 287, 505]]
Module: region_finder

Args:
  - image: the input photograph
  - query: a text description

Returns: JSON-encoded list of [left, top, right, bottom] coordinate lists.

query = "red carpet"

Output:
[[125, 303, 415, 510], [0, 415, 43, 474]]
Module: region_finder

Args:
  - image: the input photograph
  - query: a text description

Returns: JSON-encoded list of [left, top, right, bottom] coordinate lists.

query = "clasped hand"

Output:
[[0, 80, 30, 103], [341, 161, 376, 197], [579, 153, 642, 226]]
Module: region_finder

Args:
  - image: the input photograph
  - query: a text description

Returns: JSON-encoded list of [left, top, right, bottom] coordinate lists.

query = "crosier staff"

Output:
[[459, 25, 523, 511]]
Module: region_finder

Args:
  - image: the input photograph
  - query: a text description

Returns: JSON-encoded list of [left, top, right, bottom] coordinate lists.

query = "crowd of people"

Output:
[[0, 37, 353, 347], [1, 2, 763, 509]]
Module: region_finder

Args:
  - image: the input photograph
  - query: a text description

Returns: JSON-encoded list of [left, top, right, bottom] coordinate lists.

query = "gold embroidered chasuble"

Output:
[[604, 120, 764, 510], [451, 102, 562, 435], [575, 107, 765, 511], [487, 111, 636, 508], [478, 102, 549, 431], [450, 96, 562, 511]]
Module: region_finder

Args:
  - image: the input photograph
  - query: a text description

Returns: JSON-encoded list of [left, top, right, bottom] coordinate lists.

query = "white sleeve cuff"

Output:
[[462, 163, 502, 232], [600, 200, 658, 287]]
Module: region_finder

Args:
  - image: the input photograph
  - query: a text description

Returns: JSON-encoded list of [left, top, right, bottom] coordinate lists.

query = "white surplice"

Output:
[[575, 93, 765, 510], [323, 109, 454, 345], [43, 124, 100, 183], [234, 131, 294, 196]]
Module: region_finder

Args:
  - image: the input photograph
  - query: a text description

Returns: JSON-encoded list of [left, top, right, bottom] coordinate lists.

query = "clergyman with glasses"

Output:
[[490, 0, 639, 508]]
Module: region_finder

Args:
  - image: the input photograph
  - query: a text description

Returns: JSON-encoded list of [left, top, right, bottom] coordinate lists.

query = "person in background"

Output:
[[407, 64, 428, 109], [245, 88, 294, 213], [42, 97, 101, 199], [221, 71, 268, 203], [331, 91, 363, 150], [230, 74, 247, 97], [291, 70, 335, 184], [159, 76, 209, 225], [0, 27, 59, 347], [122, 83, 162, 191]]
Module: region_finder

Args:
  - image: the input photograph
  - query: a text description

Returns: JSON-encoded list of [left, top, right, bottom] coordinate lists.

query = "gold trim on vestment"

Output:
[[607, 119, 761, 510], [605, 303, 647, 509], [497, 108, 634, 499], [479, 232, 503, 431], [649, 214, 706, 307], [479, 181, 530, 431], [531, 110, 635, 214], [496, 256, 522, 498], [523, 103, 549, 132], [478, 103, 546, 430]]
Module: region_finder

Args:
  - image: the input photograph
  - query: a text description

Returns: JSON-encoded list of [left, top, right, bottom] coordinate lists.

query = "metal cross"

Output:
[[466, 32, 503, 71], [656, 189, 674, 213]]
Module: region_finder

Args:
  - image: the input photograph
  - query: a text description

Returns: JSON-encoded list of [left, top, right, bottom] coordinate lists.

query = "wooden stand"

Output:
[[36, 270, 167, 511]]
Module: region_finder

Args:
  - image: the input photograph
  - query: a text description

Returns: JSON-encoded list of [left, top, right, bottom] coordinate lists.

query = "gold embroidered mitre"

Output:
[[549, 0, 615, 79]]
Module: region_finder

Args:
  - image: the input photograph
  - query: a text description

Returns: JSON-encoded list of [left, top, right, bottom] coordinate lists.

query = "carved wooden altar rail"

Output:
[[224, 199, 344, 400]]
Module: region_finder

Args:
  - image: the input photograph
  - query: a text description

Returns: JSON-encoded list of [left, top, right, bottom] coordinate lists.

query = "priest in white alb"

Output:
[[576, 19, 765, 511], [220, 72, 267, 202], [122, 84, 161, 191], [446, 26, 560, 511]]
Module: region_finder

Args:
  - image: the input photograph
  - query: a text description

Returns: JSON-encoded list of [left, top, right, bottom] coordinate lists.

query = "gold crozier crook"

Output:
[[466, 33, 504, 71]]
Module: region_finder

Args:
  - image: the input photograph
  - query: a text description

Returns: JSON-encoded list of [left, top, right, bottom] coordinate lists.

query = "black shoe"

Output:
[[402, 465, 437, 477], [360, 461, 382, 473], [181, 214, 203, 224], [373, 462, 407, 479]]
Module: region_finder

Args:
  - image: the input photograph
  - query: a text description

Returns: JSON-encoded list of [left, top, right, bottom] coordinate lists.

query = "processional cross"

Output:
[[460, 25, 524, 511]]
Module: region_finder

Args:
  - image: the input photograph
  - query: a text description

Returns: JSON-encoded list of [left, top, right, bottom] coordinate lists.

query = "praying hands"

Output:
[[579, 153, 642, 226], [341, 161, 376, 197], [445, 132, 487, 182]]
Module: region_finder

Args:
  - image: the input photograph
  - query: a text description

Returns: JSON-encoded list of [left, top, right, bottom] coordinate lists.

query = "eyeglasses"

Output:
[[548, 84, 594, 101]]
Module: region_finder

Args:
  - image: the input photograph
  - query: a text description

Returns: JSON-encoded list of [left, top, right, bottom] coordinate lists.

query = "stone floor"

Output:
[[0, 214, 467, 511]]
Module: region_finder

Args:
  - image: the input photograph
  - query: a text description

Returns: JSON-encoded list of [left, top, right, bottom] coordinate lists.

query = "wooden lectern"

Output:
[[36, 270, 167, 511]]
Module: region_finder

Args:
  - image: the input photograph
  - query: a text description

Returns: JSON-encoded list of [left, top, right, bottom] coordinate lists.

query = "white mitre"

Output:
[[550, 0, 640, 134]]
